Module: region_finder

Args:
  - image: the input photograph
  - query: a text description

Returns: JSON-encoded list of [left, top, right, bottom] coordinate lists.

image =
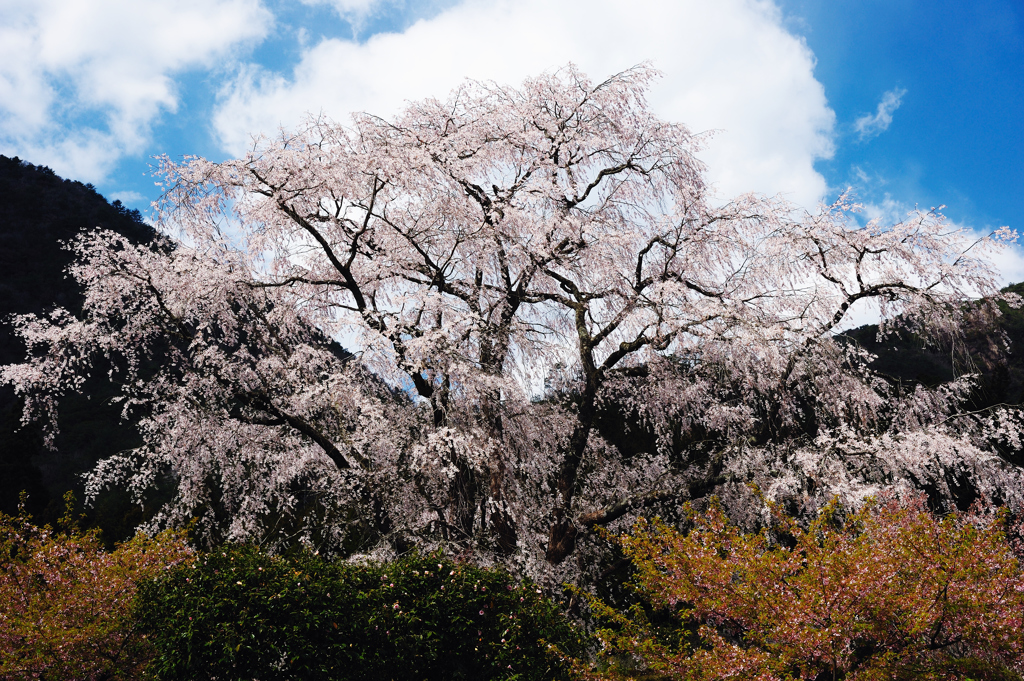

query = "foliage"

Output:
[[135, 546, 584, 681], [570, 494, 1024, 680], [3, 67, 1023, 583], [0, 153, 159, 535], [0, 492, 194, 681]]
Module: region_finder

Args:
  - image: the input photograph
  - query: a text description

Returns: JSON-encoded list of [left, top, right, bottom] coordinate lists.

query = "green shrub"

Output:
[[135, 546, 584, 680]]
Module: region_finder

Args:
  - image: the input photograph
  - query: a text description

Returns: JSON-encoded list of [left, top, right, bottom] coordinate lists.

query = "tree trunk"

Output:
[[545, 372, 600, 564]]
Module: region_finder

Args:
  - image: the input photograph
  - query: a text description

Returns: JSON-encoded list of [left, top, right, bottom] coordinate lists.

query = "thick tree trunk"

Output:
[[545, 373, 600, 564], [480, 383, 518, 554], [478, 320, 520, 554], [488, 462, 518, 554]]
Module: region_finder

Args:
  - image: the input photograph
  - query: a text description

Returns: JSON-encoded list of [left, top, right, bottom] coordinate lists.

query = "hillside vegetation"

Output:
[[0, 155, 158, 536]]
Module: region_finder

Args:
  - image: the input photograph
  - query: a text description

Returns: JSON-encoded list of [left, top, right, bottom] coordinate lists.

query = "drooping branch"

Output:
[[578, 489, 679, 527]]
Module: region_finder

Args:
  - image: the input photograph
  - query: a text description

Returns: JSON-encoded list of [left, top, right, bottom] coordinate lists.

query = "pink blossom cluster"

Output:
[[2, 65, 1021, 585]]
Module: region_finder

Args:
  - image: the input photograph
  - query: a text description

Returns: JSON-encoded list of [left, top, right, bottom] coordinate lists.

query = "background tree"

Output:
[[570, 494, 1024, 680], [0, 493, 193, 680], [3, 66, 1022, 582]]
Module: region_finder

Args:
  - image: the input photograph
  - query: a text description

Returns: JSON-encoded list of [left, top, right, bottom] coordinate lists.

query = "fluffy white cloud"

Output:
[[109, 190, 147, 204], [854, 87, 907, 141], [214, 0, 835, 208], [0, 0, 272, 182]]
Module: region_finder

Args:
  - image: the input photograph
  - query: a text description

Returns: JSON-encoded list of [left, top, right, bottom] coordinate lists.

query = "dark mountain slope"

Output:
[[0, 155, 158, 532], [841, 288, 1024, 411]]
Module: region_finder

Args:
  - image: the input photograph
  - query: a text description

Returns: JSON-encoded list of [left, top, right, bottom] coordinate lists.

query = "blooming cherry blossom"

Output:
[[3, 66, 1022, 580]]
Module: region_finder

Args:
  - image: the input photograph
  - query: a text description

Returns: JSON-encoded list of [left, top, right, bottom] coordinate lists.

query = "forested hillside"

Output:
[[843, 287, 1024, 413], [0, 155, 158, 536]]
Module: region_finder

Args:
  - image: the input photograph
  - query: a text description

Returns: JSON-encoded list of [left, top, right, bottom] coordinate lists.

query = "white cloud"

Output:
[[0, 0, 273, 182], [214, 0, 836, 209], [859, 194, 916, 226], [854, 87, 907, 141], [110, 190, 147, 204], [985, 240, 1024, 287]]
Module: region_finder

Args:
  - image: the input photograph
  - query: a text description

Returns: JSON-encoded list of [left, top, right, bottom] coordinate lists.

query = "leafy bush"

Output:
[[136, 546, 584, 680], [0, 493, 194, 680], [570, 495, 1024, 680]]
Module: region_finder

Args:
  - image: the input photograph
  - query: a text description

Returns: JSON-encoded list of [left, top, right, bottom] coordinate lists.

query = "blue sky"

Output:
[[779, 0, 1024, 233], [2, 0, 1021, 279]]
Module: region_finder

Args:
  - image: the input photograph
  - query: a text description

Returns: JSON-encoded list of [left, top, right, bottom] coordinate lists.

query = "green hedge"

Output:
[[135, 546, 584, 681]]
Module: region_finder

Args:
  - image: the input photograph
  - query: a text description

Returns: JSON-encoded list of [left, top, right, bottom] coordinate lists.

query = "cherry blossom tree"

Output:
[[3, 65, 1022, 580]]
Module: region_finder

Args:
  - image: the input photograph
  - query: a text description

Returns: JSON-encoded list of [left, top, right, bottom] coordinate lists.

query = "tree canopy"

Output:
[[3, 66, 1023, 584], [573, 494, 1024, 680]]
